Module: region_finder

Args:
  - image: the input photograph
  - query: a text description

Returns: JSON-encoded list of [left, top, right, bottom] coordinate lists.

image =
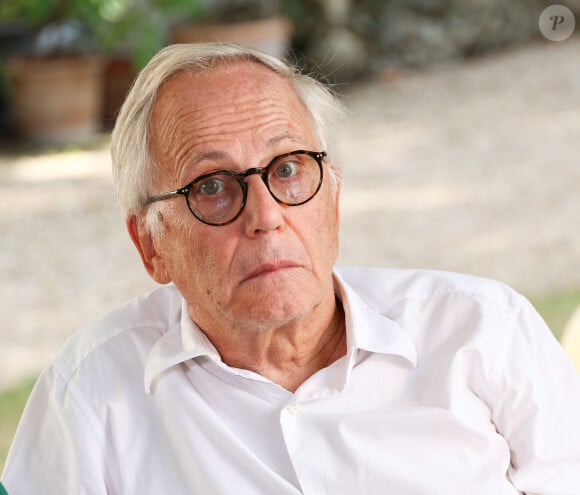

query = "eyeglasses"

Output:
[[147, 150, 327, 226]]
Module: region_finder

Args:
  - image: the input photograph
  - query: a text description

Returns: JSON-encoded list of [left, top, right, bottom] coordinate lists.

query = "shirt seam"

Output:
[[485, 293, 528, 387], [53, 368, 121, 493], [381, 287, 516, 316], [52, 322, 169, 492], [381, 287, 523, 396], [56, 321, 167, 383]]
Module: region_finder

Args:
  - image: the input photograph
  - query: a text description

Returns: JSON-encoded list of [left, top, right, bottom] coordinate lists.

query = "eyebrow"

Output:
[[189, 131, 303, 166], [177, 150, 231, 185], [190, 150, 231, 166], [182, 131, 305, 180], [266, 131, 303, 148]]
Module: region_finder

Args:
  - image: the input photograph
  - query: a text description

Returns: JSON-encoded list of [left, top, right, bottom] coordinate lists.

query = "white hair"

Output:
[[110, 42, 345, 220]]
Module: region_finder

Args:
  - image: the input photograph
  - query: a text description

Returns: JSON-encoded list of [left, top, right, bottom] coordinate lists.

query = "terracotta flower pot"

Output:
[[169, 16, 293, 59], [101, 56, 137, 130], [6, 55, 103, 144]]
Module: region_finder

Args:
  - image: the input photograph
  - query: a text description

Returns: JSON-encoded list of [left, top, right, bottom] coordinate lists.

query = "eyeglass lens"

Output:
[[188, 152, 322, 225]]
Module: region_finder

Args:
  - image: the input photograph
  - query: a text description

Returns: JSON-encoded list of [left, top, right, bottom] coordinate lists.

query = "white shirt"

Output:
[[3, 267, 580, 494]]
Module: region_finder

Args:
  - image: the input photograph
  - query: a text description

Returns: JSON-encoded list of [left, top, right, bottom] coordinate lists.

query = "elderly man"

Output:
[[3, 43, 580, 494]]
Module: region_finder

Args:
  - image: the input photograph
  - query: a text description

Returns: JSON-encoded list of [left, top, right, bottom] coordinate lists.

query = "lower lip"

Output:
[[245, 265, 298, 282]]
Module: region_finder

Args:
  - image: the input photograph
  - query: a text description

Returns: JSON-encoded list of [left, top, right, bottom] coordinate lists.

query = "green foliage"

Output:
[[0, 0, 121, 27], [0, 378, 35, 473], [0, 0, 205, 68], [0, 0, 206, 28], [99, 0, 206, 68], [92, 2, 167, 69], [153, 0, 205, 19], [528, 287, 580, 341], [0, 0, 55, 24]]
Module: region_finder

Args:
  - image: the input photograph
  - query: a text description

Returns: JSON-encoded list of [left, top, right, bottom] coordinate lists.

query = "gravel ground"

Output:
[[1, 38, 580, 391]]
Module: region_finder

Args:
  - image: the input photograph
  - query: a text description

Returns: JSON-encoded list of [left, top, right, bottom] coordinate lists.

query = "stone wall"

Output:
[[296, 0, 577, 81]]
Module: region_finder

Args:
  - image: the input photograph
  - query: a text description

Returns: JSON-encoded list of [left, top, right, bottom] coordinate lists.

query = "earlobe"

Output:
[[127, 215, 171, 284]]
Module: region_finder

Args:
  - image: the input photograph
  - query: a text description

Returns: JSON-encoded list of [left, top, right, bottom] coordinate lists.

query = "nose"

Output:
[[242, 174, 284, 236]]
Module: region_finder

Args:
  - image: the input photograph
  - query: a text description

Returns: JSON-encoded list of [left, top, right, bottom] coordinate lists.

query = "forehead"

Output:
[[149, 61, 316, 156], [156, 60, 296, 106]]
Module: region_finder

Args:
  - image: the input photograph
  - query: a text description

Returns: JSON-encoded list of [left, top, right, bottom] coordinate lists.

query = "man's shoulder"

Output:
[[87, 283, 183, 334], [337, 266, 522, 313], [53, 284, 183, 382]]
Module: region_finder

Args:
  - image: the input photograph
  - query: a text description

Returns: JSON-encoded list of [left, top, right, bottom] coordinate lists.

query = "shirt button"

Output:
[[286, 403, 300, 415]]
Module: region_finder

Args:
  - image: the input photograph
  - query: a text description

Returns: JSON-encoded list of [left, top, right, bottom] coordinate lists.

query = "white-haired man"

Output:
[[3, 43, 580, 494]]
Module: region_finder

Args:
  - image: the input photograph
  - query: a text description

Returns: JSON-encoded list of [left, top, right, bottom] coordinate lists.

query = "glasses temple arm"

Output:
[[146, 189, 183, 204]]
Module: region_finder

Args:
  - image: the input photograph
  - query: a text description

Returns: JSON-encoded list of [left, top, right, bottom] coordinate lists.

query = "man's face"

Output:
[[142, 61, 340, 331]]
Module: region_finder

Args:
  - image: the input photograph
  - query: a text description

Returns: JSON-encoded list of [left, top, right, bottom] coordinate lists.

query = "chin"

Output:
[[228, 281, 319, 328], [234, 296, 311, 326]]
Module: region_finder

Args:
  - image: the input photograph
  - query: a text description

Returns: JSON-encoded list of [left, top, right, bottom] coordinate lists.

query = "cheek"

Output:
[[157, 219, 225, 294], [303, 194, 340, 268], [184, 233, 240, 304]]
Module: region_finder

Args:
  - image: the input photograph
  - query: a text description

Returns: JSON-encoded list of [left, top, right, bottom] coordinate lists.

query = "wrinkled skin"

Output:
[[128, 61, 343, 390]]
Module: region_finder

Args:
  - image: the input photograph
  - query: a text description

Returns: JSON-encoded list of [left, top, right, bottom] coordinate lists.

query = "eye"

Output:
[[274, 160, 299, 179], [199, 178, 225, 195]]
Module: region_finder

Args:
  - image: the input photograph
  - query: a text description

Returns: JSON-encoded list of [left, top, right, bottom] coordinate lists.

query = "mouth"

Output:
[[242, 261, 301, 283]]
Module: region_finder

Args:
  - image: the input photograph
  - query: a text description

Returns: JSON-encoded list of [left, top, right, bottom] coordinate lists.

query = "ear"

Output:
[[127, 214, 171, 284]]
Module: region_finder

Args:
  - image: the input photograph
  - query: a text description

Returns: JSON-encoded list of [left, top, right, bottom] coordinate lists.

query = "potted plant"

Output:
[[168, 0, 293, 60], [99, 0, 206, 129], [0, 0, 173, 143]]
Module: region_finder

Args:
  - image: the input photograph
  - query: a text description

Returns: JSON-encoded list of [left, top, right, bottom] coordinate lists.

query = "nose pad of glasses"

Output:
[[244, 173, 281, 216], [240, 177, 285, 233], [243, 171, 278, 205]]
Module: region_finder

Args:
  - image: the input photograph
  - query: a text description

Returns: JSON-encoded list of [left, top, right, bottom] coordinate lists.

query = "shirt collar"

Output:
[[144, 297, 221, 393], [144, 270, 418, 392], [334, 269, 417, 366]]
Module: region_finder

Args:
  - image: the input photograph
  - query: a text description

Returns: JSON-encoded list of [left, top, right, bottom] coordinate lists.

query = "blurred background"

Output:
[[1, 0, 580, 470]]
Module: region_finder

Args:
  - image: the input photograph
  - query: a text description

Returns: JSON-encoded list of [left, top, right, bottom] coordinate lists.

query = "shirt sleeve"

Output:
[[1, 366, 113, 494], [484, 294, 580, 494]]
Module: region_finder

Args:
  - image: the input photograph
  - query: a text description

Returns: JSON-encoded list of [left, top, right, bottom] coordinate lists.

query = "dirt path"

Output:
[[337, 37, 580, 291], [1, 37, 579, 390]]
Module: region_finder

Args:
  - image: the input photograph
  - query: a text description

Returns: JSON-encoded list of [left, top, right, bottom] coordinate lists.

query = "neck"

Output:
[[194, 297, 347, 392]]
